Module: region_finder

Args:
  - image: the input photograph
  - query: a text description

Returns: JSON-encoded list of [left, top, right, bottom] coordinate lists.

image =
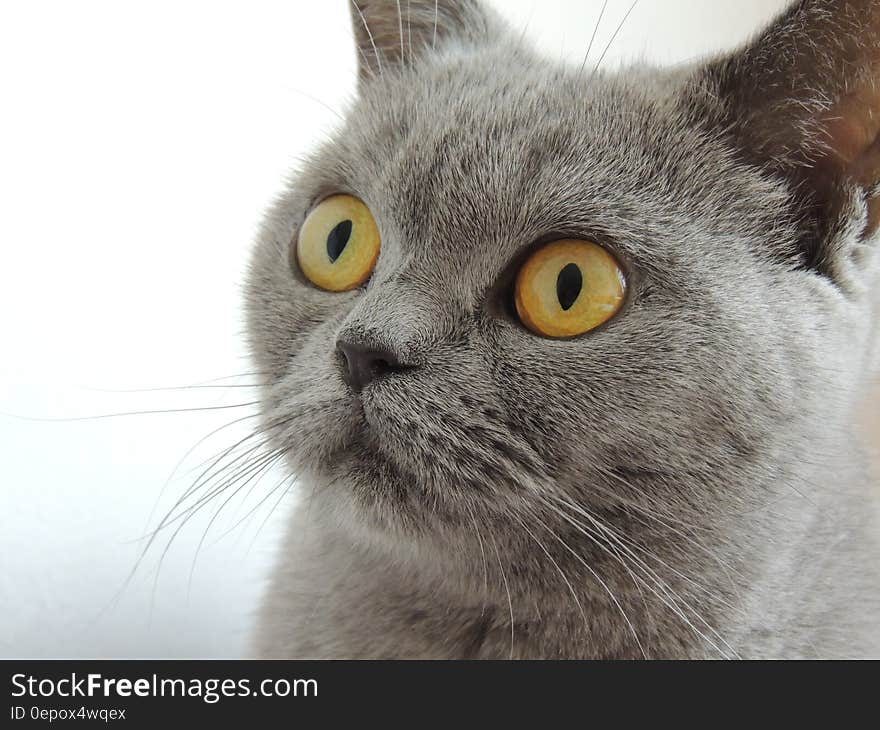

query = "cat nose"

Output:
[[335, 339, 407, 392]]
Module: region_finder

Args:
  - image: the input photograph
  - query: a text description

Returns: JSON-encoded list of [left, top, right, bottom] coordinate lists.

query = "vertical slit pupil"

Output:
[[326, 219, 353, 263], [556, 263, 583, 310]]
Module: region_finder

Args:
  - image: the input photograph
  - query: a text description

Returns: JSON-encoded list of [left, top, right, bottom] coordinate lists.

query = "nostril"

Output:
[[336, 345, 352, 373], [335, 338, 408, 391]]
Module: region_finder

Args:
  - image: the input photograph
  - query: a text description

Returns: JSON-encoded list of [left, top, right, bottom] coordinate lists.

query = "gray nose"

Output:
[[336, 339, 407, 392]]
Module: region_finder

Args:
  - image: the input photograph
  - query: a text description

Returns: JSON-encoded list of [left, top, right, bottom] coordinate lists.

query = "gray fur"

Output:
[[245, 0, 880, 658]]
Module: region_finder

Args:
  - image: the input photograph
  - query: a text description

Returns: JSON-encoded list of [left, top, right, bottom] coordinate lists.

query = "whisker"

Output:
[[143, 411, 261, 534], [463, 501, 490, 616], [89, 371, 270, 393], [546, 494, 739, 658], [590, 0, 640, 80], [244, 473, 299, 557], [579, 0, 608, 74], [129, 438, 272, 561], [528, 502, 648, 658], [515, 512, 590, 636], [220, 469, 298, 543], [487, 532, 516, 659], [0, 402, 259, 423], [126, 410, 298, 580], [541, 493, 652, 611], [83, 384, 259, 396], [395, 0, 405, 65], [165, 434, 273, 520], [166, 407, 303, 514], [587, 508, 744, 614], [350, 0, 385, 78], [288, 87, 347, 123], [187, 449, 286, 594], [407, 0, 413, 60], [155, 446, 283, 590], [589, 465, 747, 584]]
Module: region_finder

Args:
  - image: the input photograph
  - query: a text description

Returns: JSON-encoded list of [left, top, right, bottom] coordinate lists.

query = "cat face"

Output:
[[245, 1, 879, 562]]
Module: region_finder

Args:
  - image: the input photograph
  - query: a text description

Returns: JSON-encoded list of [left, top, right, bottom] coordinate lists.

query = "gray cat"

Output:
[[245, 0, 880, 658]]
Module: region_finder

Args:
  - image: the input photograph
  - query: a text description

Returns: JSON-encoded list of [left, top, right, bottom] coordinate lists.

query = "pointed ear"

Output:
[[349, 0, 495, 82], [692, 0, 880, 274]]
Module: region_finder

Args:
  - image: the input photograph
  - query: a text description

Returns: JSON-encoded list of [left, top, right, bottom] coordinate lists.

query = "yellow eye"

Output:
[[296, 195, 380, 291], [514, 239, 626, 338]]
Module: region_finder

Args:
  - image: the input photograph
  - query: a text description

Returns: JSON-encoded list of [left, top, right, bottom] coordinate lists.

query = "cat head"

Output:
[[246, 0, 879, 578]]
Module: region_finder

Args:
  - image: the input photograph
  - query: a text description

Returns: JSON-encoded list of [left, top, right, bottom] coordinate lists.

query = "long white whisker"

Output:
[[528, 505, 648, 658], [549, 495, 740, 658], [407, 0, 413, 60], [143, 412, 258, 534], [515, 513, 590, 638], [244, 473, 299, 557], [187, 450, 285, 593], [395, 0, 406, 64], [463, 501, 490, 616], [592, 466, 747, 584], [488, 532, 516, 659]]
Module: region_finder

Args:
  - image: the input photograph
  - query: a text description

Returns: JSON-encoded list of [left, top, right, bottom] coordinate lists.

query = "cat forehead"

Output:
[[300, 55, 784, 280], [345, 58, 684, 206]]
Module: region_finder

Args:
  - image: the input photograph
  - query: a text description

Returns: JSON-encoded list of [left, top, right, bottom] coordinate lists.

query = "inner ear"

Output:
[[822, 82, 880, 234], [693, 0, 880, 271]]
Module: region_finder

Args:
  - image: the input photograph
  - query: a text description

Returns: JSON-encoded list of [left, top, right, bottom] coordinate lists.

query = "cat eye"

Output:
[[514, 239, 626, 338], [296, 194, 381, 291]]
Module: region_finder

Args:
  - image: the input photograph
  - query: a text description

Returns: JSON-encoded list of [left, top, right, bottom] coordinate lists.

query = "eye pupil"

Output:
[[556, 262, 583, 310], [326, 219, 353, 263]]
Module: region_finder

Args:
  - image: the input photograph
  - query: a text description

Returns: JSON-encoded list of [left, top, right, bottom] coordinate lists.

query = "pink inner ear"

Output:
[[701, 1, 880, 248], [824, 83, 880, 177], [821, 77, 880, 235]]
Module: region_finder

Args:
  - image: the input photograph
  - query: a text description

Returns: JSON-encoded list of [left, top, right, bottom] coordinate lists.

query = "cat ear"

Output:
[[349, 0, 494, 82], [693, 0, 880, 274]]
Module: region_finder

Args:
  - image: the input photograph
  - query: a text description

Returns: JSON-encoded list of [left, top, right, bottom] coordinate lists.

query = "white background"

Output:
[[0, 0, 789, 658]]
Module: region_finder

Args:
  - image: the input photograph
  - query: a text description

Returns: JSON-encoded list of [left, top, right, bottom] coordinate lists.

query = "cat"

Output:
[[245, 0, 880, 658]]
